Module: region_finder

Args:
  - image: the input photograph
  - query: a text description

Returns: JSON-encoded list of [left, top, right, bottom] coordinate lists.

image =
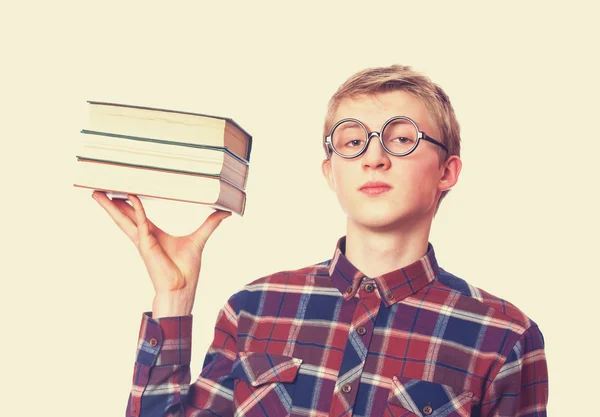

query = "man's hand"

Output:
[[92, 191, 231, 318]]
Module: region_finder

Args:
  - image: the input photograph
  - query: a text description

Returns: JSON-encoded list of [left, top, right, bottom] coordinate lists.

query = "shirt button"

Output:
[[357, 326, 367, 336], [149, 338, 158, 347], [423, 405, 433, 415], [364, 283, 375, 293], [341, 384, 352, 393]]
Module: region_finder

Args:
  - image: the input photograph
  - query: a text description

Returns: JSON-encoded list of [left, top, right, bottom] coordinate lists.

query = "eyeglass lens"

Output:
[[331, 119, 418, 156]]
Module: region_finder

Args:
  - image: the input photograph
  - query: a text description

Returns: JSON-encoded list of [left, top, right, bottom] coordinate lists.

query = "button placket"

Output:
[[329, 278, 381, 417]]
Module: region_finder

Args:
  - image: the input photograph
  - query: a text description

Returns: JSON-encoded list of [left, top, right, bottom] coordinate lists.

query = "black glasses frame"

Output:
[[324, 116, 448, 159]]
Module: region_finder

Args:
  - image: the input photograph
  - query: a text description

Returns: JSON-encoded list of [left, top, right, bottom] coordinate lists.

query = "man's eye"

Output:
[[392, 137, 412, 143], [347, 139, 364, 147]]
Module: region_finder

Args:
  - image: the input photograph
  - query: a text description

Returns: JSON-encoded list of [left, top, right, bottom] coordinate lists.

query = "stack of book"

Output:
[[73, 101, 252, 215]]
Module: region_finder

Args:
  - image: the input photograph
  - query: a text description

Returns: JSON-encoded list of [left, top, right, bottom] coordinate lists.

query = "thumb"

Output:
[[189, 210, 232, 249]]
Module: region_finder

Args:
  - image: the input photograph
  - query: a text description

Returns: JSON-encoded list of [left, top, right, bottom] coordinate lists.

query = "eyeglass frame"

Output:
[[323, 116, 449, 159]]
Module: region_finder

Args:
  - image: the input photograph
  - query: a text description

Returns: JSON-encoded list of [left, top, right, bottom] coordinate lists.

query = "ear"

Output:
[[321, 158, 336, 191], [439, 155, 462, 192]]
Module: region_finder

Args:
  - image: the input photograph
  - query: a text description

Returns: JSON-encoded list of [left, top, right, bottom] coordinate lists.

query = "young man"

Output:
[[93, 65, 548, 417]]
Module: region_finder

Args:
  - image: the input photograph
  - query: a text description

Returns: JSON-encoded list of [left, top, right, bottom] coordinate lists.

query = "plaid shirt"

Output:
[[127, 237, 548, 417]]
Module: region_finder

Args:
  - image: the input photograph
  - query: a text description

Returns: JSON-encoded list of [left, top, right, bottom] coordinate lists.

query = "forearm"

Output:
[[128, 313, 194, 417], [128, 294, 240, 417], [127, 362, 191, 417]]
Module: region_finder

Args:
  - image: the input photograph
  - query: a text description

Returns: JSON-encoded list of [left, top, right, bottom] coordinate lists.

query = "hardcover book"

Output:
[[77, 130, 249, 190], [74, 158, 246, 215], [86, 101, 253, 162]]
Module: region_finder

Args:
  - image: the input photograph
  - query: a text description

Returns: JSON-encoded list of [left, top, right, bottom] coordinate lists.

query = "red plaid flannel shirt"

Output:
[[126, 237, 548, 416]]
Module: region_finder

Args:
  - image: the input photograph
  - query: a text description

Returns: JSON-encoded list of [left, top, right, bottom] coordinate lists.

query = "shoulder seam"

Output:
[[435, 272, 531, 329]]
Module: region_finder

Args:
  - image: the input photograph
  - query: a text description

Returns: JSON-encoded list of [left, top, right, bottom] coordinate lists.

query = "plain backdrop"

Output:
[[2, 1, 598, 415]]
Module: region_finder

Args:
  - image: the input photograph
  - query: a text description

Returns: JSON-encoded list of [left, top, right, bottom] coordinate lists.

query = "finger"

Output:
[[189, 210, 232, 250], [112, 199, 136, 223], [112, 199, 162, 238], [92, 191, 139, 243], [127, 195, 155, 249]]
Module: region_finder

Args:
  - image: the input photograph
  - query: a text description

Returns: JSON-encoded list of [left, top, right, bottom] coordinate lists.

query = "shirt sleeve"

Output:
[[481, 324, 549, 417], [126, 297, 240, 417]]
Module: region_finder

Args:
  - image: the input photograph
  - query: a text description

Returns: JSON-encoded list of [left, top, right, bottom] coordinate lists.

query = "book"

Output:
[[74, 158, 246, 215], [86, 101, 253, 162], [77, 130, 249, 190]]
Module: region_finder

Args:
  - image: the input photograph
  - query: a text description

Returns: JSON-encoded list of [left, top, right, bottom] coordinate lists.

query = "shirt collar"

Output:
[[328, 236, 440, 306]]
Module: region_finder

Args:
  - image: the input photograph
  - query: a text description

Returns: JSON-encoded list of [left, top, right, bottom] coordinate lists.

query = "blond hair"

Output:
[[323, 64, 461, 211]]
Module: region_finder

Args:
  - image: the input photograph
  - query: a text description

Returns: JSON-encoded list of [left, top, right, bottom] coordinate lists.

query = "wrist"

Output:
[[152, 290, 195, 319]]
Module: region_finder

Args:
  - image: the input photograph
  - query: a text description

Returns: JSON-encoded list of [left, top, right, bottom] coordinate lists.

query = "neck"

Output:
[[344, 217, 432, 278]]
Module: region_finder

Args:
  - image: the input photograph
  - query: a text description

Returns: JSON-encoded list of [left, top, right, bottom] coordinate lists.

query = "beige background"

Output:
[[3, 1, 598, 415]]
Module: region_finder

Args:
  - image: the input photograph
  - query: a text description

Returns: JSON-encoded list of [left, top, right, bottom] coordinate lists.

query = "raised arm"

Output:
[[91, 191, 234, 416]]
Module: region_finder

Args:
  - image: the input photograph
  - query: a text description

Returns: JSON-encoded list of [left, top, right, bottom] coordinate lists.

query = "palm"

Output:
[[144, 227, 205, 293]]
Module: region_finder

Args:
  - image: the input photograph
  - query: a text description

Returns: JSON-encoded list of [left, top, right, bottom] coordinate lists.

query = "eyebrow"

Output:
[[335, 123, 364, 132], [331, 117, 426, 134], [353, 118, 426, 131]]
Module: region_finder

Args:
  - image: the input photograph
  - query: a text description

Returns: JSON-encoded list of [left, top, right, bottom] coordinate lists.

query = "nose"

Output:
[[361, 132, 391, 170]]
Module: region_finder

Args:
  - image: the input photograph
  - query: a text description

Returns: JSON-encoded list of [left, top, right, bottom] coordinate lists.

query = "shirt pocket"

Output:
[[230, 351, 302, 417], [384, 376, 474, 417]]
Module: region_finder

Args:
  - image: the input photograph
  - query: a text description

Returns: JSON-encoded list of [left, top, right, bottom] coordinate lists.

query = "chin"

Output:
[[349, 210, 408, 232], [346, 200, 432, 232]]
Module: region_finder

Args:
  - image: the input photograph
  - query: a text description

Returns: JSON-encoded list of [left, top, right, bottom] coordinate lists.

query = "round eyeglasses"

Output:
[[324, 116, 448, 159]]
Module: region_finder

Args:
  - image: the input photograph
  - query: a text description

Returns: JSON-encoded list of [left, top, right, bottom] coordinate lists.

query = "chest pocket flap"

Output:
[[231, 352, 303, 387], [387, 376, 474, 417]]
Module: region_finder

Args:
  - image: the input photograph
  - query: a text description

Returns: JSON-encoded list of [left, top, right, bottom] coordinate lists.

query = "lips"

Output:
[[359, 181, 392, 195]]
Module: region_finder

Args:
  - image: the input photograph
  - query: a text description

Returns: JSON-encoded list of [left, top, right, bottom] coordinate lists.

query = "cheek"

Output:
[[334, 173, 353, 195], [395, 161, 440, 197], [330, 163, 356, 192]]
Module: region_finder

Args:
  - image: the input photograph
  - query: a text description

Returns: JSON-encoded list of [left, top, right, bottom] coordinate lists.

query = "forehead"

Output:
[[332, 91, 436, 133]]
